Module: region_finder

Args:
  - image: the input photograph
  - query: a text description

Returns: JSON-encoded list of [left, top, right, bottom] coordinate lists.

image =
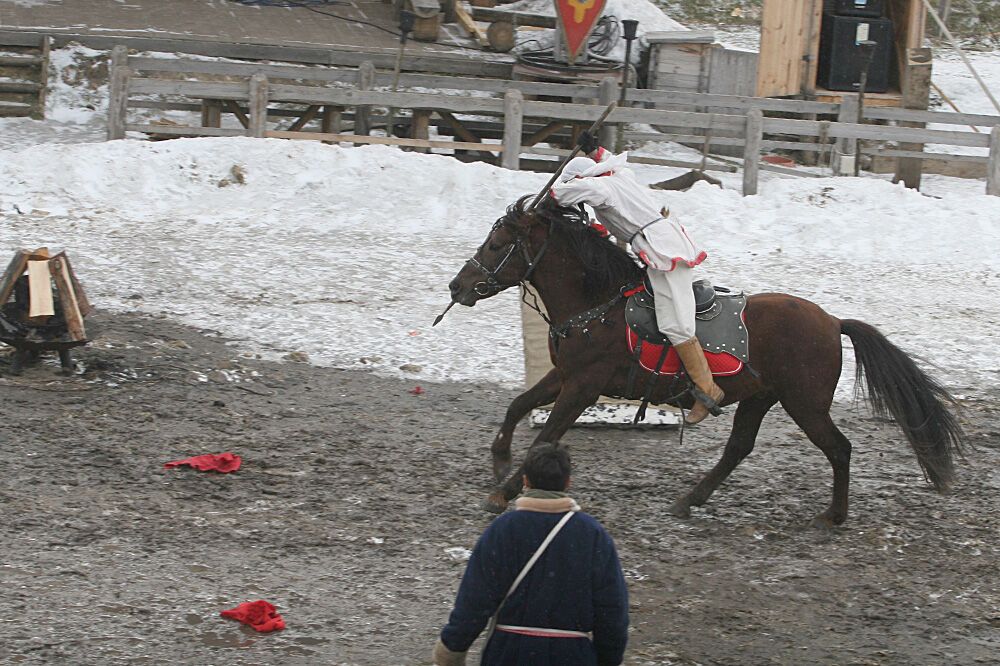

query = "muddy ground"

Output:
[[1, 311, 997, 665]]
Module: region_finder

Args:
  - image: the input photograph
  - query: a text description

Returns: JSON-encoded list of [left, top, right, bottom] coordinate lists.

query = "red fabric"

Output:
[[589, 221, 609, 238], [220, 600, 286, 632], [623, 284, 646, 297], [164, 452, 241, 473], [627, 328, 744, 377], [409, 385, 425, 395]]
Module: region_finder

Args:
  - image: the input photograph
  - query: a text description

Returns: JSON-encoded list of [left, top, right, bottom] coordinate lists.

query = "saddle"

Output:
[[625, 277, 750, 377]]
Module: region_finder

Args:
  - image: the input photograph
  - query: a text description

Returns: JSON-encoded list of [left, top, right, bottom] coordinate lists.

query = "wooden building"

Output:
[[756, 0, 927, 106]]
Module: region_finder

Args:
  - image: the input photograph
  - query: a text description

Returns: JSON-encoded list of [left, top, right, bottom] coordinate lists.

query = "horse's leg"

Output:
[[483, 377, 602, 514], [669, 393, 777, 519], [782, 404, 853, 529], [491, 368, 562, 482]]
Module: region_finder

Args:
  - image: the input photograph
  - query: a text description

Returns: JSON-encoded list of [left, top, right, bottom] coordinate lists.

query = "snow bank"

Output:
[[0, 137, 997, 397]]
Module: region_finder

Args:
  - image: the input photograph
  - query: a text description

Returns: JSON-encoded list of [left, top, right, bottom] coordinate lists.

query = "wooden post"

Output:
[[598, 76, 617, 150], [411, 109, 432, 153], [248, 73, 269, 138], [201, 99, 222, 128], [107, 45, 131, 141], [32, 35, 51, 120], [321, 105, 343, 144], [894, 48, 932, 190], [502, 89, 523, 170], [742, 109, 763, 196], [355, 61, 376, 136], [832, 94, 859, 177], [0, 249, 32, 305], [986, 126, 1000, 196]]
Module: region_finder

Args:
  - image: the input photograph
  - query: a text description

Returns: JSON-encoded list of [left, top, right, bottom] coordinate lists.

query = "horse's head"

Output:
[[448, 195, 552, 306]]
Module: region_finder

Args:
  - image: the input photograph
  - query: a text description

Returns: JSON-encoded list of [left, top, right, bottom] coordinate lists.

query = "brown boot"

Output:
[[674, 337, 725, 424]]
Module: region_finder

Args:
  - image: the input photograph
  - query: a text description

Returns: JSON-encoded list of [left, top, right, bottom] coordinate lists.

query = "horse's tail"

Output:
[[840, 319, 966, 492]]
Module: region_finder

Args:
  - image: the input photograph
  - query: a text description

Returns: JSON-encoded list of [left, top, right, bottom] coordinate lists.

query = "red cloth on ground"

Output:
[[220, 600, 286, 632], [163, 452, 241, 473]]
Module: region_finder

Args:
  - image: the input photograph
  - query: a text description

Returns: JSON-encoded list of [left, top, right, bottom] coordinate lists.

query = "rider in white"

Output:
[[548, 133, 724, 424]]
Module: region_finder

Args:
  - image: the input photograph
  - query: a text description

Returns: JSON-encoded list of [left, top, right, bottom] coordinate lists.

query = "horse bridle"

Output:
[[465, 220, 552, 296]]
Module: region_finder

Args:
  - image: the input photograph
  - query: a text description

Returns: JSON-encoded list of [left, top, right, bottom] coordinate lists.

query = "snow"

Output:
[[3, 25, 1000, 401], [1, 137, 998, 401]]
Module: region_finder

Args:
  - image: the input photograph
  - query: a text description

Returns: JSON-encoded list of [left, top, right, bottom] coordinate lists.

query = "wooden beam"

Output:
[[502, 89, 523, 170], [224, 99, 250, 128], [248, 73, 268, 138], [49, 257, 86, 342], [470, 8, 555, 28], [286, 104, 321, 132], [58, 253, 91, 317], [266, 130, 502, 152], [524, 121, 566, 147], [987, 126, 1000, 196], [0, 249, 31, 306], [743, 109, 764, 196]]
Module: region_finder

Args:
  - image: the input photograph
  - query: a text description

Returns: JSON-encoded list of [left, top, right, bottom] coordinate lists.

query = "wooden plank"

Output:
[[987, 126, 1000, 196], [200, 99, 222, 128], [57, 253, 91, 317], [0, 30, 45, 47], [27, 260, 54, 318], [871, 149, 987, 163], [268, 83, 508, 114], [125, 124, 247, 137], [864, 107, 1000, 127], [107, 54, 131, 140], [743, 109, 764, 196], [524, 121, 566, 147], [3, 30, 514, 78], [502, 89, 523, 170], [522, 146, 737, 173], [128, 56, 361, 84], [392, 72, 601, 99], [49, 257, 86, 342], [128, 78, 249, 99], [896, 47, 933, 189], [764, 116, 991, 147], [469, 8, 555, 28], [321, 105, 343, 139], [756, 0, 820, 97], [0, 249, 31, 306], [265, 130, 502, 152], [0, 80, 42, 93], [707, 46, 759, 98], [522, 101, 747, 130], [628, 88, 838, 114]]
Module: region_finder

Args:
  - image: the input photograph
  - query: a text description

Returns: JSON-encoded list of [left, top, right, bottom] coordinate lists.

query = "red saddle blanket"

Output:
[[626, 328, 744, 377]]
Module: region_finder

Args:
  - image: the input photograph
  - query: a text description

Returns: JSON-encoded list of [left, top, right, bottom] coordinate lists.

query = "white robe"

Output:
[[550, 159, 706, 272]]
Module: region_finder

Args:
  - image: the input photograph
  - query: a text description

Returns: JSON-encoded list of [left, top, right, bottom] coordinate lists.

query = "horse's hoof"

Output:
[[482, 493, 508, 514], [809, 513, 841, 530], [668, 500, 691, 519]]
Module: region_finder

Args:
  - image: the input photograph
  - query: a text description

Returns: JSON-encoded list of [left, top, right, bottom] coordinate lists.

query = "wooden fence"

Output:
[[106, 47, 1000, 196]]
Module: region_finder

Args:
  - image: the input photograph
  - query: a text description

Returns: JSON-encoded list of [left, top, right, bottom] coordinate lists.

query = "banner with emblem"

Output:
[[554, 0, 607, 65]]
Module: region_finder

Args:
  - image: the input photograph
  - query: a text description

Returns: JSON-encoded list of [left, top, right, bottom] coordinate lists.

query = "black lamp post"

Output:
[[387, 10, 416, 139], [616, 19, 639, 152], [854, 39, 877, 176]]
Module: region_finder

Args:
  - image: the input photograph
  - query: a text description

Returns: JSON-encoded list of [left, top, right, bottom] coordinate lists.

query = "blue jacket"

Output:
[[440, 503, 629, 665]]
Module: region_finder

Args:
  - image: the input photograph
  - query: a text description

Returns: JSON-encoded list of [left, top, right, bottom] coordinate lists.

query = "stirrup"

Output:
[[690, 387, 724, 417]]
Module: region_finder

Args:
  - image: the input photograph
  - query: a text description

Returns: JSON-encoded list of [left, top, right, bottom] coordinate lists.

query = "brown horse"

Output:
[[446, 196, 965, 527]]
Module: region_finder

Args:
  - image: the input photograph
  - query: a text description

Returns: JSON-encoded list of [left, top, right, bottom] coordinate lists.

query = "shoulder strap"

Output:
[[481, 510, 576, 658]]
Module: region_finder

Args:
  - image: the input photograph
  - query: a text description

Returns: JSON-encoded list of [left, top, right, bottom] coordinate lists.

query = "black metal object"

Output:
[[824, 0, 885, 18], [817, 14, 893, 92], [0, 276, 85, 375]]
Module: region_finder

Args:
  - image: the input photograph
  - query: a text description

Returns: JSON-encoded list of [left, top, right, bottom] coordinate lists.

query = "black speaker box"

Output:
[[824, 0, 885, 17], [817, 14, 894, 92]]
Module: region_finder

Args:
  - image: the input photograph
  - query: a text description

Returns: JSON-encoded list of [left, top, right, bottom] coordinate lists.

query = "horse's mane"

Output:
[[501, 195, 642, 296]]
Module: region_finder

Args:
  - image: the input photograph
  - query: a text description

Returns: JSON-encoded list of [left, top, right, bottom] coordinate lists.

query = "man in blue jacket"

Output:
[[433, 443, 629, 665]]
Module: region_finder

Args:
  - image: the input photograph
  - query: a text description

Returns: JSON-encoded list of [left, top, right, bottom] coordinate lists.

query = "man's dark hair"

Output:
[[524, 443, 571, 491]]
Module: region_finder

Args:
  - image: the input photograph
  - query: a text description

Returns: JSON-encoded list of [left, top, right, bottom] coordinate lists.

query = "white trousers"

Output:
[[646, 266, 696, 346]]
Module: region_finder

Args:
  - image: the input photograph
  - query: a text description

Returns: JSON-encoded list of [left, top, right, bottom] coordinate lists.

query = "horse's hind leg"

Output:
[[669, 393, 777, 519], [491, 368, 562, 482], [782, 402, 852, 528]]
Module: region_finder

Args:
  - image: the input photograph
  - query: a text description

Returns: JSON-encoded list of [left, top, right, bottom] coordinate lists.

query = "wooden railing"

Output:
[[107, 47, 1000, 196]]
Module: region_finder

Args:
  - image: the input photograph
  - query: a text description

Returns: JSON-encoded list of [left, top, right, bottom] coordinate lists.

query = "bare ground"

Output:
[[1, 311, 997, 665]]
